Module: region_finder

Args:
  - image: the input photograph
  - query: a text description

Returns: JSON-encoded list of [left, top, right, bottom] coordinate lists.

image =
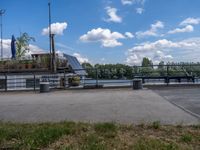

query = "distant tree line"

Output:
[[82, 57, 200, 79], [82, 63, 133, 79]]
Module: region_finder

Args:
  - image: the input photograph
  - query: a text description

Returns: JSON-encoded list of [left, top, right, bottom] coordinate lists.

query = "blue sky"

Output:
[[1, 0, 200, 65]]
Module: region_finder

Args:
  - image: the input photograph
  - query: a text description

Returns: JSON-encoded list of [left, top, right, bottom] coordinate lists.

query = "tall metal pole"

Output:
[[48, 1, 52, 54], [0, 9, 5, 60], [48, 1, 52, 71], [51, 34, 56, 73]]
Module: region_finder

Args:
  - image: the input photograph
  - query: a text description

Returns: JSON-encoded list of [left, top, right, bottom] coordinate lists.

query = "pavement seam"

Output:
[[162, 96, 200, 121]]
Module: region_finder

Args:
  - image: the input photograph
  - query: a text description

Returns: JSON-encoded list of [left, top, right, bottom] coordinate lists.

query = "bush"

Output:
[[68, 76, 80, 86]]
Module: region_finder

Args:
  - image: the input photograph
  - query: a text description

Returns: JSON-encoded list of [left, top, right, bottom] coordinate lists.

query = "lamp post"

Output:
[[51, 34, 56, 73], [48, 1, 52, 54], [0, 9, 5, 60], [48, 1, 54, 72]]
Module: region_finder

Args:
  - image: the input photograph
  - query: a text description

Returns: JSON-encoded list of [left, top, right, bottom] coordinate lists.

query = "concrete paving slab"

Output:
[[0, 89, 199, 125], [153, 86, 200, 118]]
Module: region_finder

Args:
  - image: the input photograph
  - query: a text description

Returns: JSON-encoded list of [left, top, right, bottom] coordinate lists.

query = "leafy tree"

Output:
[[82, 62, 93, 69], [16, 33, 35, 59], [141, 57, 154, 76], [158, 61, 166, 76], [142, 57, 153, 67]]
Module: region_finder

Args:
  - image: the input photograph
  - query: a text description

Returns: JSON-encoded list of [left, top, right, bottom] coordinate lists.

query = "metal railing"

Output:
[[1, 64, 200, 91]]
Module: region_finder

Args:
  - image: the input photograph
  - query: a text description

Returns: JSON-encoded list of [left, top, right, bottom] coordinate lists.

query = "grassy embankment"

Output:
[[0, 121, 199, 150]]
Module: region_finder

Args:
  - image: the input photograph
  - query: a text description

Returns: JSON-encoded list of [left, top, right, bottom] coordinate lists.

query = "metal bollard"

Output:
[[132, 79, 143, 90], [40, 82, 50, 93]]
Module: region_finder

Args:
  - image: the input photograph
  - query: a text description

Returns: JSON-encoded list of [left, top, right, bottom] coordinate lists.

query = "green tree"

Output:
[[142, 57, 153, 67], [158, 61, 165, 76], [16, 33, 35, 59], [82, 62, 93, 69], [141, 57, 153, 76]]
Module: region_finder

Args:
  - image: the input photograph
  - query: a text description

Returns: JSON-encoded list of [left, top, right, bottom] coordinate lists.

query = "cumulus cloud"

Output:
[[0, 39, 11, 58], [153, 50, 173, 64], [168, 25, 194, 34], [180, 17, 200, 26], [105, 7, 122, 23], [80, 28, 125, 47], [125, 32, 134, 38], [136, 8, 144, 14], [0, 39, 45, 58], [42, 22, 68, 35], [126, 38, 200, 65], [136, 21, 164, 38], [73, 53, 89, 64], [121, 0, 145, 5]]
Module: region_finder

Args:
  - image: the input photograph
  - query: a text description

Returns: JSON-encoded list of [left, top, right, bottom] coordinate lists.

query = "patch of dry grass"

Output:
[[0, 122, 199, 150]]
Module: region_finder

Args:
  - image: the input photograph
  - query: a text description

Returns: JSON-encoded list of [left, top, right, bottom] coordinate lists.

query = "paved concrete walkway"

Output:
[[0, 89, 199, 125]]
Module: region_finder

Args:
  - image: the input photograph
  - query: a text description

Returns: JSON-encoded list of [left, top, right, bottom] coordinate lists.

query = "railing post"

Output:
[[5, 73, 7, 92], [64, 69, 66, 89], [96, 68, 98, 87], [166, 65, 169, 86], [33, 73, 36, 91]]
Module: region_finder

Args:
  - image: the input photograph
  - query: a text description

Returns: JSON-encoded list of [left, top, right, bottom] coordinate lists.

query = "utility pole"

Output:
[[48, 1, 52, 71], [0, 9, 5, 60], [51, 34, 56, 73]]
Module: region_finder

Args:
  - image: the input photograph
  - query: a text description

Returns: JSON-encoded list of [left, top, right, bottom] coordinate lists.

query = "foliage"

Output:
[[142, 57, 153, 67], [16, 32, 35, 59], [68, 76, 81, 86], [82, 63, 133, 79], [82, 60, 200, 79], [180, 134, 193, 143]]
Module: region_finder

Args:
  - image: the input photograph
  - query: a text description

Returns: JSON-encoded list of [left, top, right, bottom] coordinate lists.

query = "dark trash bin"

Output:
[[132, 79, 143, 90], [40, 82, 50, 93]]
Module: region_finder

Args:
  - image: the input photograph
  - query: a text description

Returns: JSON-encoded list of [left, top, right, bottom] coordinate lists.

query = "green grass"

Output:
[[0, 122, 75, 149], [94, 122, 117, 138], [151, 121, 161, 129], [133, 138, 179, 150], [180, 134, 193, 143], [0, 122, 199, 150]]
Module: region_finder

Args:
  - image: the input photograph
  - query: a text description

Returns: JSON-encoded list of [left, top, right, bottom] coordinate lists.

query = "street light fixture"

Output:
[[0, 9, 5, 60]]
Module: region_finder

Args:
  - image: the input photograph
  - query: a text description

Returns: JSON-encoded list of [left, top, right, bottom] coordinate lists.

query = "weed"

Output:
[[94, 122, 117, 138], [81, 134, 106, 150], [133, 138, 179, 150], [151, 121, 161, 129], [180, 134, 193, 143]]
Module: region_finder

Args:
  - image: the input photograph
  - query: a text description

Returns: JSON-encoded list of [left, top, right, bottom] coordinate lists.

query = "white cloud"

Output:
[[73, 53, 89, 64], [80, 28, 125, 47], [136, 8, 144, 14], [125, 32, 134, 38], [121, 0, 133, 5], [126, 38, 200, 65], [105, 7, 122, 23], [153, 50, 173, 64], [168, 25, 194, 34], [180, 17, 200, 26], [29, 45, 45, 54], [0, 39, 11, 58], [126, 53, 142, 65], [129, 39, 198, 52], [42, 22, 68, 35], [121, 0, 145, 5], [0, 39, 45, 58], [136, 21, 164, 38]]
